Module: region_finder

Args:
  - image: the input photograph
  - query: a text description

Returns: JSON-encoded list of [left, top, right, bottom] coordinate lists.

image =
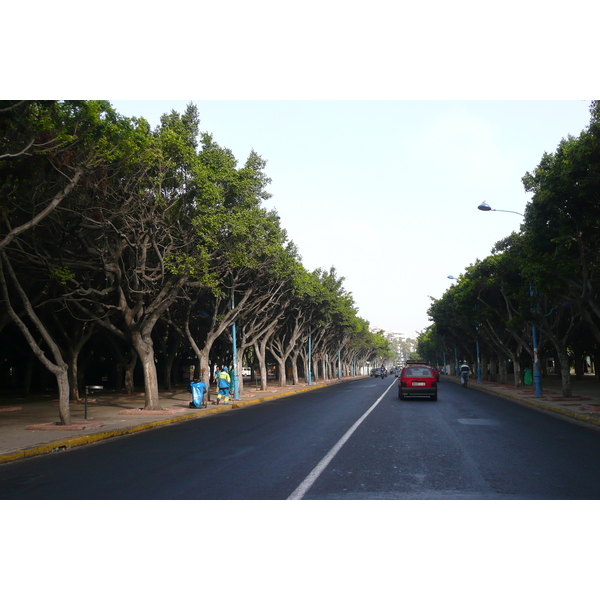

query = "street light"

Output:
[[446, 276, 460, 376], [477, 202, 543, 397], [231, 286, 239, 401], [308, 328, 312, 385], [477, 202, 524, 217]]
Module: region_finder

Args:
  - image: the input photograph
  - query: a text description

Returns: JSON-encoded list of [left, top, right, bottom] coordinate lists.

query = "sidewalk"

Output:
[[445, 373, 600, 429], [0, 378, 357, 464], [2, 374, 600, 465]]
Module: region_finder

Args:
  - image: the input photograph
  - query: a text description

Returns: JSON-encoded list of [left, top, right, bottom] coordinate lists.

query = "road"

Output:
[[2, 377, 600, 499]]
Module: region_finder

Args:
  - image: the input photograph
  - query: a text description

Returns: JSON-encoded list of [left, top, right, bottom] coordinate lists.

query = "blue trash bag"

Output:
[[190, 380, 207, 407]]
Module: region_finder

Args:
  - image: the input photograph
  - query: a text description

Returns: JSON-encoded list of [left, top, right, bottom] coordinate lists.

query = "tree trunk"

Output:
[[291, 353, 300, 385], [56, 366, 71, 425], [231, 347, 243, 397], [124, 351, 137, 394], [513, 365, 522, 388], [131, 330, 162, 410], [0, 254, 72, 424], [255, 342, 269, 391], [275, 358, 285, 387], [481, 356, 488, 382], [67, 350, 80, 403], [558, 349, 572, 397], [163, 352, 175, 391], [498, 357, 507, 384], [487, 357, 496, 382]]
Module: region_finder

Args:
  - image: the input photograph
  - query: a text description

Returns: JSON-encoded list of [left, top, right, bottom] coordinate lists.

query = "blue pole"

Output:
[[530, 285, 543, 397], [231, 287, 239, 401], [232, 320, 239, 400], [455, 346, 459, 377], [532, 324, 543, 397], [308, 331, 312, 385], [476, 338, 482, 382]]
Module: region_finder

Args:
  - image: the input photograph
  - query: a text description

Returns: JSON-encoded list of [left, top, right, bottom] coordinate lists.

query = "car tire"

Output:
[[431, 394, 438, 401], [398, 389, 405, 400]]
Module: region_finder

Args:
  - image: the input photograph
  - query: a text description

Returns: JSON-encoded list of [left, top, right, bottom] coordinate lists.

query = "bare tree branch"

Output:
[[0, 167, 84, 251]]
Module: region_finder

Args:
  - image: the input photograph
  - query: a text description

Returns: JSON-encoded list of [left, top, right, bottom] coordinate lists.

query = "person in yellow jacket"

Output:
[[217, 367, 231, 404]]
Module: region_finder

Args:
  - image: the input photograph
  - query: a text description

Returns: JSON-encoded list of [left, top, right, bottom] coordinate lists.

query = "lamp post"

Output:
[[529, 285, 543, 398], [352, 306, 359, 377], [231, 285, 239, 401], [454, 346, 459, 377], [475, 327, 482, 382], [447, 276, 460, 376], [307, 328, 312, 385], [477, 201, 543, 397]]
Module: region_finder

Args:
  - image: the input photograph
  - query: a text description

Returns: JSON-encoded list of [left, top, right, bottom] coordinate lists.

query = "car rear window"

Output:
[[404, 367, 433, 378]]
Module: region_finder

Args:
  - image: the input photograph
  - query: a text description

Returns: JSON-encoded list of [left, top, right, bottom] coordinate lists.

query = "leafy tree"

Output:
[[521, 101, 600, 339], [0, 100, 145, 423]]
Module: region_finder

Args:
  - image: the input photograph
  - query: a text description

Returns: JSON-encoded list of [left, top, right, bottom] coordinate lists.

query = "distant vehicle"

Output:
[[370, 368, 381, 377], [242, 367, 251, 377], [398, 364, 438, 401]]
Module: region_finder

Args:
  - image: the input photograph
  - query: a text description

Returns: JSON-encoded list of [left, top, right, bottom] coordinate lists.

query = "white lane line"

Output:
[[287, 379, 397, 500]]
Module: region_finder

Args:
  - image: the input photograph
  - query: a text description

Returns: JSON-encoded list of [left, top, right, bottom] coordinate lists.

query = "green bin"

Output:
[[523, 368, 533, 385]]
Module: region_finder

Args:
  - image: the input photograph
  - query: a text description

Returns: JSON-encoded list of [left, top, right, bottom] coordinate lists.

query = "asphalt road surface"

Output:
[[2, 377, 600, 499]]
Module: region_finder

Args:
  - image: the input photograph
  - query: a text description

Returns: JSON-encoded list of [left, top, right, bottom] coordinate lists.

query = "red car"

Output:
[[398, 364, 438, 401], [405, 360, 440, 381]]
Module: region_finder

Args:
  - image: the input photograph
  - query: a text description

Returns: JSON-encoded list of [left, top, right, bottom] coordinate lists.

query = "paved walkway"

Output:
[[446, 373, 600, 429], [2, 374, 600, 464], [0, 378, 353, 464]]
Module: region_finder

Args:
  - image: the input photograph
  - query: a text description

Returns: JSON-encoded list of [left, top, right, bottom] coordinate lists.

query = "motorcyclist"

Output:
[[460, 362, 470, 387]]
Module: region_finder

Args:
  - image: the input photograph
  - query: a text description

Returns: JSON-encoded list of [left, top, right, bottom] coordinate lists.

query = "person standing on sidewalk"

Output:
[[217, 367, 231, 404]]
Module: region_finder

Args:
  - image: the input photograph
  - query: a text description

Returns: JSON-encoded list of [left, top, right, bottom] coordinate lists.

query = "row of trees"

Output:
[[0, 100, 393, 424], [417, 101, 600, 398]]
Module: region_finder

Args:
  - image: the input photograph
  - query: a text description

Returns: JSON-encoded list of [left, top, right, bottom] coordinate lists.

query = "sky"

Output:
[[108, 99, 594, 338]]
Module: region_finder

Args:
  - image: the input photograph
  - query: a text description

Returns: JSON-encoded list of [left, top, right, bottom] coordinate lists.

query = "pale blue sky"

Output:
[[110, 100, 593, 337]]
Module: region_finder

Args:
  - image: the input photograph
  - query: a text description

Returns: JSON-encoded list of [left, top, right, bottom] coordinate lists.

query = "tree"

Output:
[[0, 100, 144, 423], [521, 101, 600, 350]]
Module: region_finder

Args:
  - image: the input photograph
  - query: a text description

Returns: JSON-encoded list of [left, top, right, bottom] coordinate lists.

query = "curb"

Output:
[[445, 377, 600, 430], [0, 380, 340, 465]]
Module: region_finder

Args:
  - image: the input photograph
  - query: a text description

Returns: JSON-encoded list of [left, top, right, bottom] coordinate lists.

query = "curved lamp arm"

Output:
[[478, 202, 524, 217]]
